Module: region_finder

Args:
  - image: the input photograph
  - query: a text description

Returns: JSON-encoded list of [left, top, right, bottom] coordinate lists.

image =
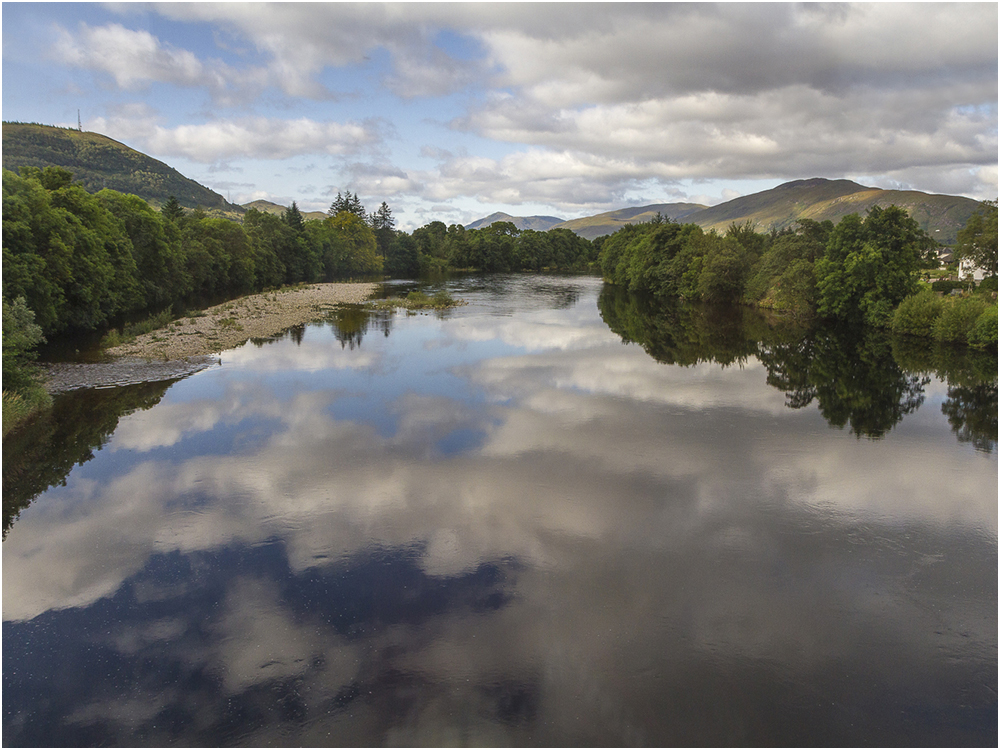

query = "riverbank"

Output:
[[104, 282, 379, 360]]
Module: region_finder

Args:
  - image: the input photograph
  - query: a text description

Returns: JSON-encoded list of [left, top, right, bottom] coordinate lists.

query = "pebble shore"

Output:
[[106, 282, 380, 360]]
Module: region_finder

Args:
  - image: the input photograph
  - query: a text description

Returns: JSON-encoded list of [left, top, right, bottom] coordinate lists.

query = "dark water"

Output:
[[3, 276, 997, 746]]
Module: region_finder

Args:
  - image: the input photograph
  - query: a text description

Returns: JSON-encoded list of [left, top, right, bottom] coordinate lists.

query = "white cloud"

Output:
[[41, 3, 1000, 208], [89, 114, 386, 163]]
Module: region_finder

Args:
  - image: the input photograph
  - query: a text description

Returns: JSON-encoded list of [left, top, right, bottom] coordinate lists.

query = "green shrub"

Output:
[[967, 305, 998, 350], [100, 307, 174, 348], [975, 275, 998, 295], [891, 290, 945, 337], [2, 296, 46, 392], [432, 290, 456, 307], [932, 296, 989, 344], [931, 279, 965, 294], [2, 385, 51, 437]]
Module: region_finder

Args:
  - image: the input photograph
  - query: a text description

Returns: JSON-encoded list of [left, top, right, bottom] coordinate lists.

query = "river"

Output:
[[3, 274, 996, 746]]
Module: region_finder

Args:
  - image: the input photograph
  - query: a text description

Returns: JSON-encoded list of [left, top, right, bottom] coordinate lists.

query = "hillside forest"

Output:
[[2, 164, 997, 432]]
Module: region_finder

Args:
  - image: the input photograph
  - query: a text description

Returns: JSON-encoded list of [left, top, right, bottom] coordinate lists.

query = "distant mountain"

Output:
[[683, 178, 979, 245], [552, 203, 707, 240], [466, 212, 565, 231], [2, 122, 243, 217], [556, 179, 979, 245], [242, 199, 327, 221]]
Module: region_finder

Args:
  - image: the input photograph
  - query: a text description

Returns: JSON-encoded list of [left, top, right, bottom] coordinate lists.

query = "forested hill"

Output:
[[2, 122, 242, 216]]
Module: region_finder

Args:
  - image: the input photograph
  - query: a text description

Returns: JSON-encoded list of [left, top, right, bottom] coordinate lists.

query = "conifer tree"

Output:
[[161, 195, 185, 222], [284, 201, 305, 234]]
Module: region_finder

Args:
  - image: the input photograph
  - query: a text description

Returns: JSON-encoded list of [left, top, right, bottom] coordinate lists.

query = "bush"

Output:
[[974, 275, 998, 295], [891, 290, 945, 337], [932, 296, 990, 344], [2, 296, 46, 392], [967, 305, 998, 350], [2, 385, 51, 437], [100, 308, 174, 349], [930, 279, 966, 294]]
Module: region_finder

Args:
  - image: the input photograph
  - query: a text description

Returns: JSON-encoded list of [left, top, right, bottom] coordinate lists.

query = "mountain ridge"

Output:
[[476, 179, 980, 245]]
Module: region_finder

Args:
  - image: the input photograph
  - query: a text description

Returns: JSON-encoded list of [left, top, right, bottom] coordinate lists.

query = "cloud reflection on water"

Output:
[[3, 278, 996, 745]]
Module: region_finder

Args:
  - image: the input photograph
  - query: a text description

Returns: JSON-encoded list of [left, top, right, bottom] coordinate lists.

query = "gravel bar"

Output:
[[41, 282, 379, 393], [106, 282, 379, 360]]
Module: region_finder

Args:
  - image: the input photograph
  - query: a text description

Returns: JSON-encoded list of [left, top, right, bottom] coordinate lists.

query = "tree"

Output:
[[954, 199, 998, 277], [160, 195, 185, 223], [283, 201, 305, 234], [370, 201, 395, 259], [98, 190, 192, 307], [815, 205, 928, 327], [307, 211, 382, 279], [2, 168, 142, 334], [2, 296, 46, 392], [328, 191, 367, 222]]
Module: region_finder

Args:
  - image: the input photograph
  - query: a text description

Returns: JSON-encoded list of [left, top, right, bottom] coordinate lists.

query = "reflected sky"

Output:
[[3, 276, 996, 746]]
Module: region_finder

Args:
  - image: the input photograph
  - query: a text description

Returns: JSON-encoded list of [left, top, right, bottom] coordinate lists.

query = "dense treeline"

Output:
[[2, 167, 386, 340], [1, 167, 597, 432], [596, 203, 998, 349]]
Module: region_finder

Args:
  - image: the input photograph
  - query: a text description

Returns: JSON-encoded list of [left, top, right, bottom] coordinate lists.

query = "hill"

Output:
[[242, 199, 327, 221], [466, 212, 564, 231], [552, 203, 707, 240], [2, 122, 243, 217], [558, 179, 979, 245], [684, 178, 978, 245]]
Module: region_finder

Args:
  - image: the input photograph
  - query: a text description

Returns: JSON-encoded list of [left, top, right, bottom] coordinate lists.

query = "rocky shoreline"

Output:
[[43, 282, 379, 392], [106, 282, 379, 360]]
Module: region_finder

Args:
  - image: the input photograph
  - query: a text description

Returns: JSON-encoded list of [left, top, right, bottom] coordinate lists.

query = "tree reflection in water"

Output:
[[598, 284, 997, 447]]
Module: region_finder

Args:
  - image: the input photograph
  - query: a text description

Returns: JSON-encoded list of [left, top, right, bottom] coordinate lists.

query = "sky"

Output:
[[2, 2, 997, 231]]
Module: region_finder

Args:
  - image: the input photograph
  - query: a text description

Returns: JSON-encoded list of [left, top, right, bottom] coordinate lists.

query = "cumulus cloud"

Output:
[[51, 21, 270, 104], [45, 2, 1000, 207], [89, 114, 386, 163]]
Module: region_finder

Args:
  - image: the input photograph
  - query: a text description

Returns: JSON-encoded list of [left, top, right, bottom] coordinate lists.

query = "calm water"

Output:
[[3, 275, 997, 746]]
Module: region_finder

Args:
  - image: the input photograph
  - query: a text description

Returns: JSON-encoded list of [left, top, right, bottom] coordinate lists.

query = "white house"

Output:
[[958, 257, 988, 282]]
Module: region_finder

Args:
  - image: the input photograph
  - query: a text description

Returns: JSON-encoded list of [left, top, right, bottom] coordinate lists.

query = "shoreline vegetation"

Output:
[[3, 164, 997, 438], [366, 289, 467, 312]]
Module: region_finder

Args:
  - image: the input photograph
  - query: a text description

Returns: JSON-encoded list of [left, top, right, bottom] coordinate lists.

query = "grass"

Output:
[[2, 385, 52, 439], [367, 290, 466, 311], [101, 308, 176, 348]]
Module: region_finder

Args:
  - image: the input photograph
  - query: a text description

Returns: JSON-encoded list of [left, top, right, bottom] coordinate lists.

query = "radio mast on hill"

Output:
[[77, 110, 82, 131]]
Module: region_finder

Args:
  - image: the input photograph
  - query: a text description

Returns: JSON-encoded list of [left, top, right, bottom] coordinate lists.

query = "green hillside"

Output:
[[686, 178, 979, 245], [555, 179, 980, 245], [553, 203, 706, 240], [242, 199, 327, 221], [2, 122, 242, 217]]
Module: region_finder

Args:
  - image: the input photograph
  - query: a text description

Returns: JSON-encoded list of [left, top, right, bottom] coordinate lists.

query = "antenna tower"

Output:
[[77, 110, 82, 131]]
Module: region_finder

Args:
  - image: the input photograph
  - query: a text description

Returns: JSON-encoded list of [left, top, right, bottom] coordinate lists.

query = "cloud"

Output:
[[89, 114, 386, 163], [42, 3, 1000, 208], [51, 21, 269, 104]]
